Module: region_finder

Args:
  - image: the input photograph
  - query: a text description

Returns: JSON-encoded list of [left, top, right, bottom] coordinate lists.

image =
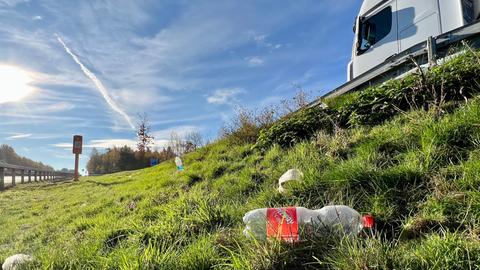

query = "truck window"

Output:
[[462, 0, 475, 23], [357, 6, 392, 55]]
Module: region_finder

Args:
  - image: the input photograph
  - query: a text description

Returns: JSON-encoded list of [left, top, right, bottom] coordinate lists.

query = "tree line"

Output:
[[86, 115, 203, 175], [0, 144, 54, 171]]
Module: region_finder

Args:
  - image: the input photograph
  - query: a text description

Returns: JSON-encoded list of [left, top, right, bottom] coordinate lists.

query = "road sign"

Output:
[[73, 135, 83, 154], [72, 135, 82, 181], [150, 158, 159, 167]]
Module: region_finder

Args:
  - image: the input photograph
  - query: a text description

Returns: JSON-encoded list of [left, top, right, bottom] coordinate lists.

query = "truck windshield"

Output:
[[358, 6, 392, 55]]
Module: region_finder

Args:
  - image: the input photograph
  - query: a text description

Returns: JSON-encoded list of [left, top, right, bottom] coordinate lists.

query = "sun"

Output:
[[0, 65, 34, 104]]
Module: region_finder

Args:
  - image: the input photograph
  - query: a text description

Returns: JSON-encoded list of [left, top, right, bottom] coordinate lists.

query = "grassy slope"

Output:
[[2, 101, 480, 269], [2, 53, 480, 269]]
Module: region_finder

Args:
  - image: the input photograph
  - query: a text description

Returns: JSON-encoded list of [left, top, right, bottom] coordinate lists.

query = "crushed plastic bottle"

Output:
[[243, 205, 374, 242], [175, 156, 184, 171], [278, 169, 304, 193]]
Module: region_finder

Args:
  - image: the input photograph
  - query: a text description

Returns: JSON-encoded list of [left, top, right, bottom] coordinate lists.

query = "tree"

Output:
[[136, 113, 154, 153], [118, 146, 136, 171], [169, 131, 184, 156], [185, 131, 203, 151], [86, 148, 103, 174], [0, 144, 53, 170]]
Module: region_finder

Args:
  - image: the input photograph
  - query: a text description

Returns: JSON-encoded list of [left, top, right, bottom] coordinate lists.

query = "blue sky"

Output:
[[0, 0, 361, 171]]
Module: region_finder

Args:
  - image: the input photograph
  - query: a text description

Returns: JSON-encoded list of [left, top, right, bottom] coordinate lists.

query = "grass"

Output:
[[2, 54, 480, 269], [1, 101, 480, 269]]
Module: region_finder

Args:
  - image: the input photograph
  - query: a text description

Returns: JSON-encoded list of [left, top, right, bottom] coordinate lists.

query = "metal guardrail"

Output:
[[0, 162, 74, 191], [313, 20, 480, 102]]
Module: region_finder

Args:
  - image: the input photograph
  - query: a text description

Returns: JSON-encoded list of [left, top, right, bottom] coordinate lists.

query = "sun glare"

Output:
[[0, 65, 34, 104]]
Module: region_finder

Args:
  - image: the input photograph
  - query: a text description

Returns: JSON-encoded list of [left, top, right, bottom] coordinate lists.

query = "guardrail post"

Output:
[[0, 167, 4, 191], [11, 169, 16, 186], [21, 170, 25, 184]]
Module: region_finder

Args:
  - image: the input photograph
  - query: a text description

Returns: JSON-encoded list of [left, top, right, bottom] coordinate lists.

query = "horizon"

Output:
[[0, 0, 361, 170]]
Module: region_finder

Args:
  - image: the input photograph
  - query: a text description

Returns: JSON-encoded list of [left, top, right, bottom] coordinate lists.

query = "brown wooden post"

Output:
[[21, 169, 25, 184], [11, 169, 16, 186], [28, 170, 32, 183], [34, 171, 37, 182], [0, 167, 4, 191]]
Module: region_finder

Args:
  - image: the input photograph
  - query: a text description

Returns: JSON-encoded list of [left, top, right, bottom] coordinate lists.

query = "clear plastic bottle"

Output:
[[175, 157, 184, 171], [243, 205, 374, 242]]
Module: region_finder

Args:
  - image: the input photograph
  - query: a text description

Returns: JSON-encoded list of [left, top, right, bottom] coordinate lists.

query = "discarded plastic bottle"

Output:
[[243, 205, 374, 242], [175, 156, 184, 171], [278, 169, 304, 193]]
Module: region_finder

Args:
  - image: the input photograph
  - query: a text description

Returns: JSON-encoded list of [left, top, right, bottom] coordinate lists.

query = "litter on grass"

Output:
[[278, 169, 303, 193], [243, 205, 374, 242], [175, 156, 184, 171], [2, 254, 33, 270]]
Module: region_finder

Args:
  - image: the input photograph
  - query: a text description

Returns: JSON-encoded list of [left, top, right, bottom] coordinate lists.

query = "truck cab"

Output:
[[348, 0, 480, 80]]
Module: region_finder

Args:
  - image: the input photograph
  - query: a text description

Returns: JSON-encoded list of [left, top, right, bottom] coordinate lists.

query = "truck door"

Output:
[[397, 0, 441, 51], [353, 1, 399, 78]]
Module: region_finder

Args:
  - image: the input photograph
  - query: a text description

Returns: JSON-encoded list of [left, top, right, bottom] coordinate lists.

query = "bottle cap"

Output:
[[362, 215, 375, 228]]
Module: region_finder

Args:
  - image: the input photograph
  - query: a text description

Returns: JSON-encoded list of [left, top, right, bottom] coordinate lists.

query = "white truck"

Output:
[[349, 0, 480, 80]]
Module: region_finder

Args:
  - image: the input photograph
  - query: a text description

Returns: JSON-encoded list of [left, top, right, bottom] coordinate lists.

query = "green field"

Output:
[[2, 52, 480, 269]]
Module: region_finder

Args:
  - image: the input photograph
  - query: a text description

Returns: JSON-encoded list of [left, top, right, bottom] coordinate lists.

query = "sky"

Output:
[[0, 0, 362, 171]]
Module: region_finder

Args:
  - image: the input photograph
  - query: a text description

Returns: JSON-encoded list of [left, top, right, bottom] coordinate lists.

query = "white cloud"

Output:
[[152, 125, 200, 140], [0, 0, 28, 7], [56, 34, 135, 130], [32, 15, 43, 21], [249, 32, 283, 52], [36, 102, 75, 113], [206, 88, 245, 105], [244, 56, 264, 67], [51, 125, 201, 151], [6, 133, 32, 140], [114, 88, 172, 109], [52, 139, 136, 149]]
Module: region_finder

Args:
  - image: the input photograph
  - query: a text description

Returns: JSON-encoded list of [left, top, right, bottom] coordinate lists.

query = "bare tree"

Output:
[[280, 85, 312, 114], [185, 131, 203, 150], [136, 113, 154, 153], [169, 131, 184, 156]]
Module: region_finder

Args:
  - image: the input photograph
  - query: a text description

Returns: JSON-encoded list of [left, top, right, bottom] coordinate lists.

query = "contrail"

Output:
[[55, 34, 135, 130]]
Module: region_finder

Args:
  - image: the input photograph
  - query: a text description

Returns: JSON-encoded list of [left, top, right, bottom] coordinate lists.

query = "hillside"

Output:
[[2, 51, 480, 269], [0, 145, 53, 171]]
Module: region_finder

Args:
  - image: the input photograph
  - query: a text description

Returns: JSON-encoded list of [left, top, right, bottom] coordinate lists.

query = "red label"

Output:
[[266, 207, 299, 242], [362, 215, 375, 228]]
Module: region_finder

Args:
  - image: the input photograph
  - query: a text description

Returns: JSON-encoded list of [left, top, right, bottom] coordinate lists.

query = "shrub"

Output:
[[255, 106, 335, 150], [255, 49, 480, 151]]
